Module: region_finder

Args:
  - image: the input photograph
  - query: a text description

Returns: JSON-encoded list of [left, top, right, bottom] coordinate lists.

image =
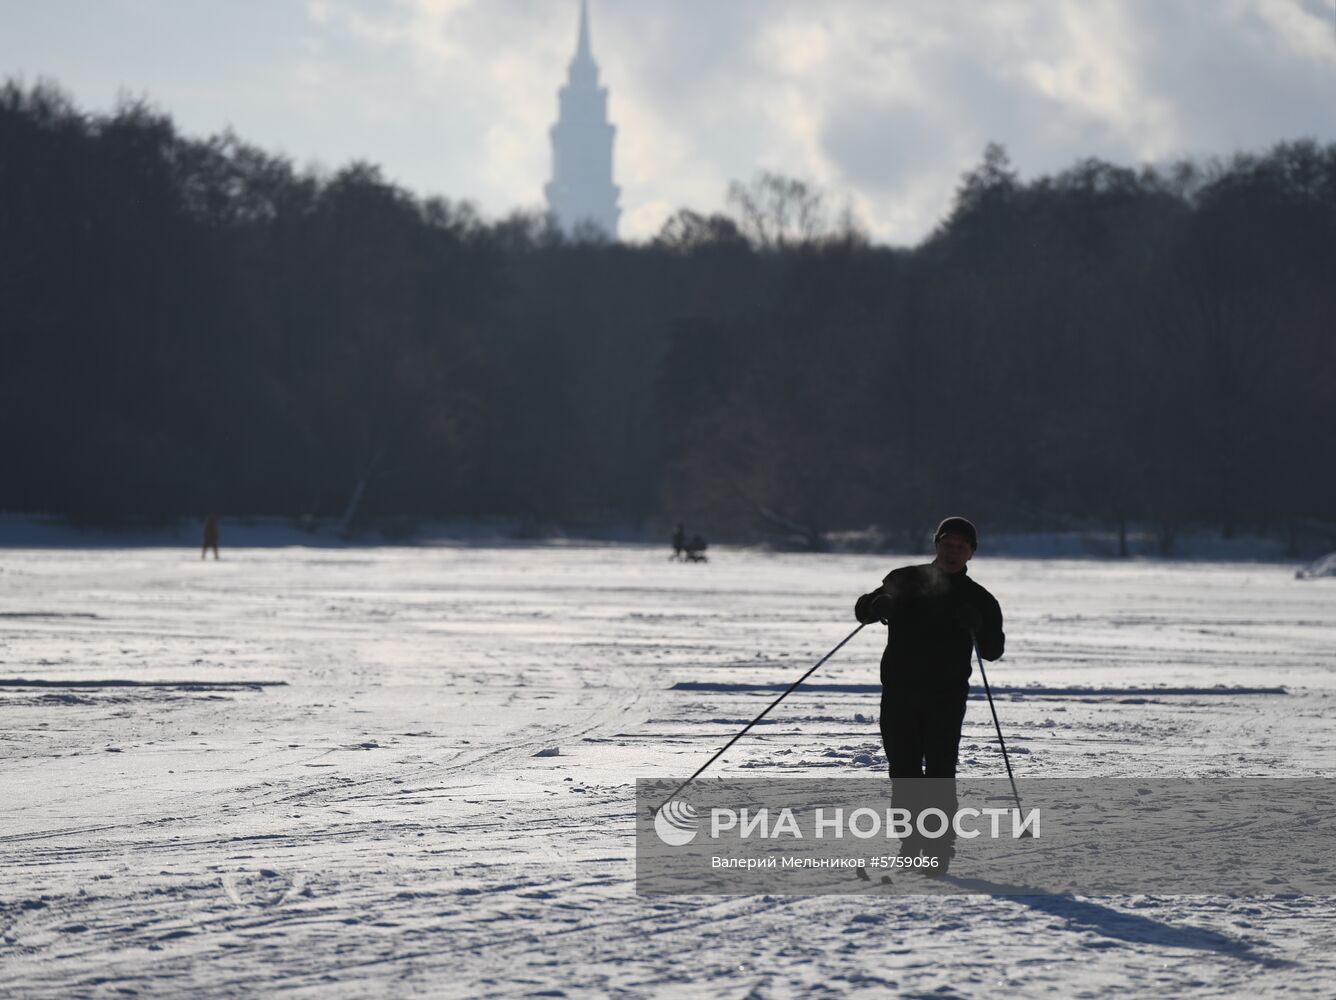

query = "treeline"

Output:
[[2, 82, 1333, 549]]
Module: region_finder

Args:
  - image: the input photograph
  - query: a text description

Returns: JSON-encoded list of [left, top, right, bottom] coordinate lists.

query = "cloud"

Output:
[[242, 0, 1336, 241]]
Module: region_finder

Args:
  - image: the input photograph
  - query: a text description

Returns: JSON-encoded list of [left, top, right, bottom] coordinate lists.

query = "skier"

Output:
[[854, 516, 1004, 873], [671, 523, 686, 560], [201, 513, 220, 560]]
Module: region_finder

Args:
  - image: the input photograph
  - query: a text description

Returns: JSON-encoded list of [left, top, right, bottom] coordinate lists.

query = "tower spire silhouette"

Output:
[[575, 0, 591, 64], [545, 0, 619, 238]]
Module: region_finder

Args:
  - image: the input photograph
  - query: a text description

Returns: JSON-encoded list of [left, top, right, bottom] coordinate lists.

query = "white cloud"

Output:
[[283, 0, 1335, 239], [1247, 0, 1336, 64], [1016, 2, 1179, 155]]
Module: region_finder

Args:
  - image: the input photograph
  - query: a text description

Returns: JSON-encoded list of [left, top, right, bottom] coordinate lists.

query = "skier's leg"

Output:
[[880, 688, 924, 779], [921, 693, 968, 867], [881, 690, 926, 856], [922, 692, 966, 779]]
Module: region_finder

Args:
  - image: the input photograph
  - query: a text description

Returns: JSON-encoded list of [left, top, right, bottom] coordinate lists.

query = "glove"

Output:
[[954, 603, 983, 631], [856, 590, 894, 624]]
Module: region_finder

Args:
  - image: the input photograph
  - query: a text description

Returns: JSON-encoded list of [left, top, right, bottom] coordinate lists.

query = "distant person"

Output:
[[854, 516, 1004, 873], [202, 513, 220, 560], [685, 533, 709, 562], [672, 523, 686, 561]]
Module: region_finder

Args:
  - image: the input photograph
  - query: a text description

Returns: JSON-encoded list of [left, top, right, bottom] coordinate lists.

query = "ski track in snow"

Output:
[[2, 546, 1335, 997]]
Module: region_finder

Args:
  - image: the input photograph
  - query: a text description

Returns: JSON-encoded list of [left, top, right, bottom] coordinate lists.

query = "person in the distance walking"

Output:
[[854, 516, 1004, 873]]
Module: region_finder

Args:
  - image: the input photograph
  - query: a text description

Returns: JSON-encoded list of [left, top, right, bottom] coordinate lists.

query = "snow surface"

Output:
[[2, 544, 1335, 997]]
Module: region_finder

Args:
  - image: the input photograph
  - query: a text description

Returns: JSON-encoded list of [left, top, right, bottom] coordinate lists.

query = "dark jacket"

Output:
[[855, 563, 1004, 695]]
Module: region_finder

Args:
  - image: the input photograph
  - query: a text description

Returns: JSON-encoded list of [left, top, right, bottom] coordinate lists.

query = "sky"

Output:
[[2, 0, 1335, 245]]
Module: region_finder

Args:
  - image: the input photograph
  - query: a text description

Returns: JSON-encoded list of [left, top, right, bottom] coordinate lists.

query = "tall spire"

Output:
[[545, 0, 619, 239], [575, 0, 591, 64]]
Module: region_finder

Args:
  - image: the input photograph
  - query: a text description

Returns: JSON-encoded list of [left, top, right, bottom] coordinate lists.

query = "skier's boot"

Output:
[[924, 842, 955, 877], [897, 835, 925, 863]]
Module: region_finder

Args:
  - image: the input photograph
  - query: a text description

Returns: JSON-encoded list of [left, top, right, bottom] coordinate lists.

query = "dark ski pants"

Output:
[[880, 687, 968, 849]]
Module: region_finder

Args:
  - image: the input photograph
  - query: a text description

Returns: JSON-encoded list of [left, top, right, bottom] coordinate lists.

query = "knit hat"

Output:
[[934, 516, 978, 550]]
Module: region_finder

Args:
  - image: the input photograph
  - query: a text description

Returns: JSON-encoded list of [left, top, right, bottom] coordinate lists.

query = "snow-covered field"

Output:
[[2, 544, 1334, 997]]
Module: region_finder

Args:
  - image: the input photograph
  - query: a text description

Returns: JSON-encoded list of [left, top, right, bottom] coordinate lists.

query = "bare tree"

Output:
[[726, 171, 828, 249]]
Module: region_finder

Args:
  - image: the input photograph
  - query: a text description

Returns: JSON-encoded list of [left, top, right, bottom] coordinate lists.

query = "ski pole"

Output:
[[651, 622, 868, 816], [971, 629, 1024, 814]]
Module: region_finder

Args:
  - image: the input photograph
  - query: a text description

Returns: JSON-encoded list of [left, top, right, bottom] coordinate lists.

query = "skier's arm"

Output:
[[974, 594, 1005, 661]]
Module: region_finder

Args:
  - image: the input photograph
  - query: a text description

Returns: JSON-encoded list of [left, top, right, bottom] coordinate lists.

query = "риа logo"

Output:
[[654, 801, 699, 846]]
